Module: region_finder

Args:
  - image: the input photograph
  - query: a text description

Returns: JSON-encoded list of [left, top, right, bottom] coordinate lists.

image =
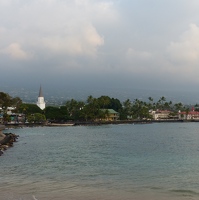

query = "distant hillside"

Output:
[[1, 85, 199, 105]]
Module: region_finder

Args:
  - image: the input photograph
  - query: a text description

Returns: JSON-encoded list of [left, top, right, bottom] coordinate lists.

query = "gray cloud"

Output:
[[1, 0, 199, 97]]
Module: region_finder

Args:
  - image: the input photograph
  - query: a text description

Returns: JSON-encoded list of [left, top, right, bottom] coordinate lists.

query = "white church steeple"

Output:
[[37, 85, 46, 110]]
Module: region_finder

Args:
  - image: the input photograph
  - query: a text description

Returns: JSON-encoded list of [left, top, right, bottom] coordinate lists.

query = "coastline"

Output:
[[2, 119, 198, 129], [0, 125, 19, 156]]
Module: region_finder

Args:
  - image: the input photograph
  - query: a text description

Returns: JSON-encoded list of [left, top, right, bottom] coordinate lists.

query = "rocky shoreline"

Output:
[[0, 125, 19, 156]]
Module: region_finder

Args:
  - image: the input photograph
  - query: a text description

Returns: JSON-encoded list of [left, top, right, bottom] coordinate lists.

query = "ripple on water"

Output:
[[2, 124, 199, 200]]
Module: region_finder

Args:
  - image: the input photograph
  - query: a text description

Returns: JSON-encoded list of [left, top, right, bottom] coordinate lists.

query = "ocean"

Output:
[[1, 123, 199, 200]]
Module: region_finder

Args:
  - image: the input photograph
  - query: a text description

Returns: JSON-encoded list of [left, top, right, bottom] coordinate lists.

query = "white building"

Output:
[[178, 108, 199, 120], [37, 86, 46, 110], [150, 110, 171, 120]]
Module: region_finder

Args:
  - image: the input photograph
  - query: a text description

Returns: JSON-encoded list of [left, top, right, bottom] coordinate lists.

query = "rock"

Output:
[[0, 125, 6, 143], [0, 132, 6, 140], [0, 131, 19, 156]]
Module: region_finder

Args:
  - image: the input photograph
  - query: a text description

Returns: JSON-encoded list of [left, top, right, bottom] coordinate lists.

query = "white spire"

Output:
[[37, 85, 45, 110]]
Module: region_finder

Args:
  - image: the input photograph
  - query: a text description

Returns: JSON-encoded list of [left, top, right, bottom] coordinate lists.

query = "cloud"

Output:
[[122, 48, 154, 73], [41, 22, 104, 56], [126, 48, 152, 60], [0, 43, 32, 60], [2, 0, 199, 93], [167, 24, 199, 64], [0, 0, 116, 60]]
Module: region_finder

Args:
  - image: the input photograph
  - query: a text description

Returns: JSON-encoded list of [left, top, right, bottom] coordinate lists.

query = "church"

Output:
[[37, 86, 46, 110]]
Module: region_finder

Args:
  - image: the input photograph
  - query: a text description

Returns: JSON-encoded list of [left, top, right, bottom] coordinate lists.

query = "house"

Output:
[[0, 106, 25, 124], [178, 108, 199, 120], [9, 113, 26, 124], [101, 109, 119, 121], [0, 107, 16, 123], [7, 107, 16, 115]]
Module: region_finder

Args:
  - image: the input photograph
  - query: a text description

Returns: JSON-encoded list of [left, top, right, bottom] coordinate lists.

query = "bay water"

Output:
[[1, 123, 199, 200]]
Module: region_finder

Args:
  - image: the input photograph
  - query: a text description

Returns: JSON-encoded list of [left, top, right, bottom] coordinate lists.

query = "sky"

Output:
[[1, 0, 199, 100]]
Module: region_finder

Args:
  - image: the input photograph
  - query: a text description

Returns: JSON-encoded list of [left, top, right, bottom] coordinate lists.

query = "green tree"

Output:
[[19, 103, 42, 115], [59, 106, 70, 121], [83, 96, 100, 121], [120, 99, 132, 120], [148, 97, 154, 109], [3, 113, 10, 123], [156, 96, 166, 110], [97, 96, 111, 109], [27, 113, 46, 123], [65, 99, 85, 120], [0, 92, 23, 123], [109, 98, 122, 112], [11, 97, 22, 112], [45, 106, 70, 121], [0, 92, 11, 111], [45, 106, 67, 121], [174, 102, 184, 112]]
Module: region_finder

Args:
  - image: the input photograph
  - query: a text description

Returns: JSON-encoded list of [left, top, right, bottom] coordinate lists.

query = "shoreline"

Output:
[[2, 119, 199, 128], [0, 125, 19, 156]]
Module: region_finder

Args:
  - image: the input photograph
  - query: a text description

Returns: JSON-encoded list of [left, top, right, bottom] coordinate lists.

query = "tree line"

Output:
[[0, 91, 196, 123]]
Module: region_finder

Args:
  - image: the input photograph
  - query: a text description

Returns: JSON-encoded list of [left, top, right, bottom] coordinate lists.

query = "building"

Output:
[[150, 110, 171, 120], [9, 113, 26, 124], [0, 109, 25, 124], [37, 86, 46, 110], [101, 109, 119, 121], [178, 108, 199, 120]]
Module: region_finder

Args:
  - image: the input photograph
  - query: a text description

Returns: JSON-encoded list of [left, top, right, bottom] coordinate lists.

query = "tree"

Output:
[[156, 96, 166, 110], [27, 113, 46, 123], [59, 106, 70, 121], [0, 92, 23, 123], [44, 106, 70, 121], [109, 98, 122, 112], [97, 96, 111, 109], [120, 99, 132, 120], [45, 106, 68, 121], [11, 97, 22, 112], [19, 103, 42, 115], [3, 113, 10, 123], [83, 97, 100, 121], [148, 97, 155, 110], [148, 97, 153, 102], [65, 99, 85, 120], [0, 92, 11, 110], [174, 102, 184, 112]]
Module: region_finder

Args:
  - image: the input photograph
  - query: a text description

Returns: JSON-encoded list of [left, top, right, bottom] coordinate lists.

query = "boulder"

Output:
[[0, 126, 19, 156], [0, 125, 6, 142]]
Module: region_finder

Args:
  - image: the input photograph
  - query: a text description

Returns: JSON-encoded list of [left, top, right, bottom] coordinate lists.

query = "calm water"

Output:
[[1, 123, 199, 200]]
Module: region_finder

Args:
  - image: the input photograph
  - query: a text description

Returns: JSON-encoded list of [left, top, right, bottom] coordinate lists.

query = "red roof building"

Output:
[[179, 108, 199, 120]]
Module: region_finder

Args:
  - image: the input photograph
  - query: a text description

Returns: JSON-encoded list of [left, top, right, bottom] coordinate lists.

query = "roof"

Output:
[[101, 109, 118, 114], [180, 111, 199, 115], [38, 85, 44, 97], [155, 110, 171, 114]]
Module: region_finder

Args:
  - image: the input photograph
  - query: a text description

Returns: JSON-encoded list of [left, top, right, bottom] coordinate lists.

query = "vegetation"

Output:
[[19, 103, 43, 115], [27, 113, 46, 123], [0, 92, 22, 113], [45, 106, 68, 122], [0, 91, 193, 123]]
